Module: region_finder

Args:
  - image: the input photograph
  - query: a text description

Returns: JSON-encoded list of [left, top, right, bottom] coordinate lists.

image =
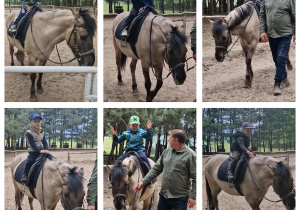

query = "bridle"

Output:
[[149, 15, 196, 81], [31, 22, 94, 65]]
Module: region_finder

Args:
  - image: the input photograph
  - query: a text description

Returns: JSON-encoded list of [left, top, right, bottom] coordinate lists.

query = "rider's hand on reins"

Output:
[[134, 182, 144, 192]]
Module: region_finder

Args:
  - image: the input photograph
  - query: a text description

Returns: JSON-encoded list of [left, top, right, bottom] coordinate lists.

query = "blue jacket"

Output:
[[131, 0, 154, 11], [114, 127, 153, 152]]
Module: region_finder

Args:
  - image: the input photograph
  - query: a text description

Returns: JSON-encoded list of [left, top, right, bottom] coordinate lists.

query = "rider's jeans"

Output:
[[14, 6, 27, 26], [23, 152, 40, 176], [157, 193, 189, 210], [268, 35, 292, 84]]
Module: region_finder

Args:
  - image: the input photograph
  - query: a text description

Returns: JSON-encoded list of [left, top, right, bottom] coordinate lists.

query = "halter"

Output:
[[149, 16, 195, 81], [30, 22, 94, 65]]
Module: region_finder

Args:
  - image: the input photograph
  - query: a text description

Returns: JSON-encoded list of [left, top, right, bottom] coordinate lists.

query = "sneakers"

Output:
[[9, 24, 17, 34], [121, 29, 128, 37], [227, 170, 234, 180], [274, 82, 281, 96], [20, 174, 28, 184]]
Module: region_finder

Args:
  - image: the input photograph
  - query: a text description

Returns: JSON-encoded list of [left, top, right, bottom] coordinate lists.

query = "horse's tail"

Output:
[[120, 53, 127, 71], [205, 176, 215, 210]]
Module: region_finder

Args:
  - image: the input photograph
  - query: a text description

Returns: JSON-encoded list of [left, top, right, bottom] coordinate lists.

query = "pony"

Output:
[[11, 153, 85, 210], [205, 154, 295, 210], [5, 8, 96, 102], [113, 12, 189, 102], [106, 155, 158, 209], [210, 1, 292, 88]]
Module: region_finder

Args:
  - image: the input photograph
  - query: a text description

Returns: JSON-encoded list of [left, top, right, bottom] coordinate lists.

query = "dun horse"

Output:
[[113, 12, 188, 102], [11, 153, 85, 210], [5, 8, 96, 101], [211, 0, 292, 88], [205, 154, 295, 210], [106, 155, 158, 210]]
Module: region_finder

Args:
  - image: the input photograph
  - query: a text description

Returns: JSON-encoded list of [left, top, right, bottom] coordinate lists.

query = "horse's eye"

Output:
[[223, 36, 227, 40], [80, 35, 87, 40], [169, 50, 174, 55]]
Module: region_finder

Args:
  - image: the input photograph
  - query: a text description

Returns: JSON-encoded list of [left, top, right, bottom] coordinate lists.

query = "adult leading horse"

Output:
[[205, 154, 295, 210], [211, 0, 293, 88], [11, 153, 85, 210], [5, 8, 96, 102], [106, 155, 158, 210], [113, 11, 189, 102]]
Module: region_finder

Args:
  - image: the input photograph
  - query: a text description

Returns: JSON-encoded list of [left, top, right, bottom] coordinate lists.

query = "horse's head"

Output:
[[272, 159, 295, 210], [161, 25, 188, 85], [66, 8, 96, 66], [211, 18, 232, 62], [108, 158, 138, 210], [59, 166, 85, 210]]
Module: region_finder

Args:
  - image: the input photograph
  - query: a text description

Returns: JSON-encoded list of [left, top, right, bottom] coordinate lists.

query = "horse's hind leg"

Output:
[[13, 181, 24, 210], [113, 38, 126, 85], [130, 59, 139, 95], [9, 42, 14, 66], [30, 73, 38, 102], [28, 197, 33, 210], [37, 73, 44, 94], [287, 53, 293, 70]]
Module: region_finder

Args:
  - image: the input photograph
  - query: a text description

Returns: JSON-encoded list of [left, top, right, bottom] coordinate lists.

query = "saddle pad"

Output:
[[7, 5, 43, 48]]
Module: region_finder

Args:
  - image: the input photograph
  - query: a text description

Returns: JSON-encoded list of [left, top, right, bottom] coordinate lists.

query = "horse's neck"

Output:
[[33, 11, 74, 45]]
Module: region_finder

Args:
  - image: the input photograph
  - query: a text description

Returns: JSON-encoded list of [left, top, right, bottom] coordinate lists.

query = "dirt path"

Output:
[[202, 19, 295, 102], [202, 154, 295, 209], [4, 9, 97, 102], [103, 16, 196, 102], [5, 150, 97, 210]]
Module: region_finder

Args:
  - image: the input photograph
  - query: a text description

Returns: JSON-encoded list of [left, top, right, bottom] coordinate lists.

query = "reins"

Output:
[[30, 22, 94, 65], [149, 15, 195, 81]]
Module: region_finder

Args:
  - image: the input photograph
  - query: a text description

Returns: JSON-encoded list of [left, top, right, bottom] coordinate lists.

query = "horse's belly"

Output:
[[116, 40, 139, 60], [217, 180, 242, 196]]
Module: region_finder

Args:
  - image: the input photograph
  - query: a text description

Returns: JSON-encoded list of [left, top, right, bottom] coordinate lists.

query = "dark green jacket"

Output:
[[259, 0, 295, 38], [87, 159, 97, 206], [190, 19, 196, 54], [231, 131, 250, 152]]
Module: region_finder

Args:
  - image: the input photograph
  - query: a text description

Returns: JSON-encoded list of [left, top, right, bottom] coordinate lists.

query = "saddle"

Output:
[[115, 6, 158, 58], [217, 152, 250, 195], [7, 5, 43, 48], [122, 151, 157, 196], [15, 153, 54, 198]]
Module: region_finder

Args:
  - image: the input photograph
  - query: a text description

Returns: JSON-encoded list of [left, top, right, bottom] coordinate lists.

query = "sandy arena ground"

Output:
[[103, 165, 197, 210], [4, 9, 97, 102], [202, 19, 295, 102], [103, 15, 197, 102], [202, 154, 295, 209], [5, 150, 97, 209]]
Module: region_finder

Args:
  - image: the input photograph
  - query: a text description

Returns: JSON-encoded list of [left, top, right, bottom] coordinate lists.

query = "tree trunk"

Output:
[[209, 0, 214, 15], [227, 0, 230, 13]]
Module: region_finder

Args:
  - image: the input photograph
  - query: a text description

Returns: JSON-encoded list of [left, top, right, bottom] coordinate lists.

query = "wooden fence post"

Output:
[[68, 149, 70, 161]]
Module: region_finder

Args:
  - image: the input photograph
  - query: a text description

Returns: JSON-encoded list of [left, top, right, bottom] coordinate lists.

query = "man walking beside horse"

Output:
[[135, 129, 196, 209], [259, 0, 295, 96]]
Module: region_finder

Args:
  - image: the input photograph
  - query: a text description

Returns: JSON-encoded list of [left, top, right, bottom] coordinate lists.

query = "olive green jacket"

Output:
[[259, 0, 295, 38], [87, 159, 97, 206]]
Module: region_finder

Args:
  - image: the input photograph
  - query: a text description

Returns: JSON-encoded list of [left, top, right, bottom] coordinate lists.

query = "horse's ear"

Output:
[[283, 157, 289, 166], [209, 19, 215, 26], [106, 165, 113, 173], [78, 167, 84, 177], [71, 8, 79, 21]]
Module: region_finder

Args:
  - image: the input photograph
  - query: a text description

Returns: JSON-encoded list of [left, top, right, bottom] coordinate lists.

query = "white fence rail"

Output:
[[5, 66, 97, 102]]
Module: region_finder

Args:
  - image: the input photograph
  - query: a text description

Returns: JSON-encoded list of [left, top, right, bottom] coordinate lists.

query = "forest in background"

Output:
[[202, 108, 295, 154], [5, 108, 97, 150], [104, 108, 196, 164]]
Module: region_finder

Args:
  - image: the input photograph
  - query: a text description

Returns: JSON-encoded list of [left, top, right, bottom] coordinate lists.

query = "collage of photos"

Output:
[[2, 0, 297, 210]]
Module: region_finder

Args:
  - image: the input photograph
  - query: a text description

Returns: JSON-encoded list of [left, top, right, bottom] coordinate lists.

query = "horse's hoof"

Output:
[[118, 81, 125, 86], [30, 96, 38, 102], [287, 65, 293, 70], [11, 63, 14, 66], [146, 97, 153, 102], [22, 73, 28, 76], [37, 88, 44, 94], [133, 89, 139, 96]]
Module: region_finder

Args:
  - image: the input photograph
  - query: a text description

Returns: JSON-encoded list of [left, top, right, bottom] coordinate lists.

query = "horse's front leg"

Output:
[[149, 64, 163, 101], [36, 60, 47, 94], [141, 63, 152, 102], [130, 59, 139, 95], [287, 53, 293, 70], [30, 73, 37, 102], [28, 197, 33, 210], [9, 42, 14, 66], [242, 42, 257, 88]]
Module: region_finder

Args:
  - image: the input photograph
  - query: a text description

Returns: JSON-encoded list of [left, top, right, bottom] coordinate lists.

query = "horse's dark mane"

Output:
[[79, 8, 96, 37], [273, 161, 294, 197], [227, 1, 254, 30], [111, 160, 128, 181], [212, 19, 225, 37], [169, 26, 187, 49], [67, 167, 84, 196]]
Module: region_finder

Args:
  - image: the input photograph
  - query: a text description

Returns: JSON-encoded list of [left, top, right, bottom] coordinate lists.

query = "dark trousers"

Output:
[[157, 193, 189, 210], [124, 7, 139, 29], [228, 150, 242, 171], [117, 150, 152, 169], [268, 35, 292, 84], [14, 6, 27, 26], [23, 152, 40, 176]]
